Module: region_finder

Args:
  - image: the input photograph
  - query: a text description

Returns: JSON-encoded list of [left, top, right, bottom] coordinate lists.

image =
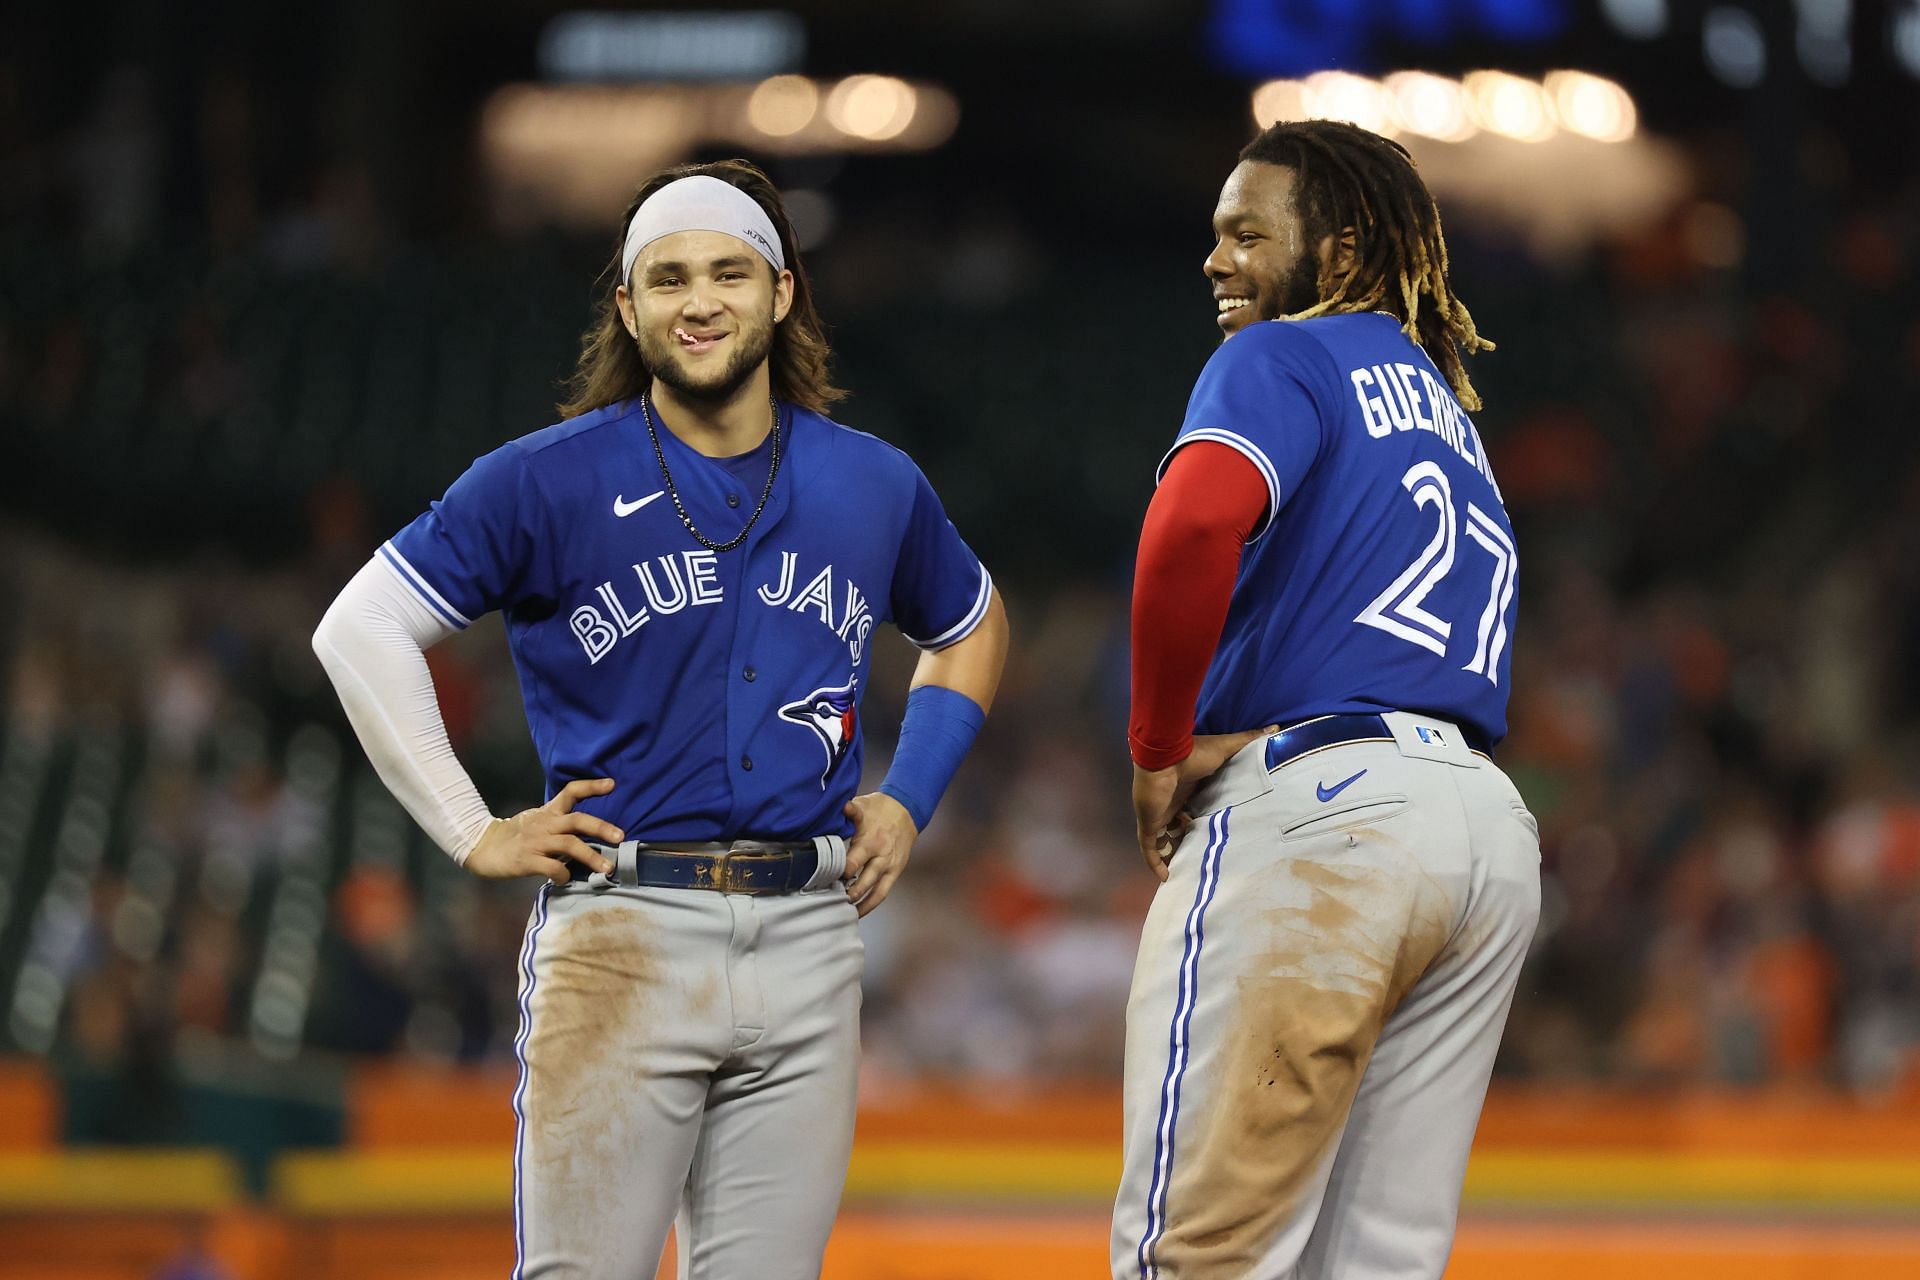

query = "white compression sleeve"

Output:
[[312, 556, 497, 864]]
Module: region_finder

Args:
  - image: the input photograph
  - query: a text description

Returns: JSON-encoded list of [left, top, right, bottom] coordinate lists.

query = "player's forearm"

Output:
[[312, 557, 497, 864], [1129, 444, 1266, 770], [909, 586, 1009, 711], [1129, 519, 1235, 769], [877, 588, 1007, 830]]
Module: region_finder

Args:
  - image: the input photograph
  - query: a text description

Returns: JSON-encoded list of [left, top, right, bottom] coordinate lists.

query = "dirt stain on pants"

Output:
[[1158, 852, 1455, 1277]]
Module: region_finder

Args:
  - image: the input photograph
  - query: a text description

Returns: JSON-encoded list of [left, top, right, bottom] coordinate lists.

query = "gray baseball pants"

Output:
[[510, 875, 863, 1279], [1113, 716, 1541, 1279]]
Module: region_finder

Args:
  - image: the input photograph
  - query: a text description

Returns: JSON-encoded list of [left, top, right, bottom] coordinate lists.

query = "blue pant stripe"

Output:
[[510, 884, 552, 1280], [1137, 807, 1231, 1279]]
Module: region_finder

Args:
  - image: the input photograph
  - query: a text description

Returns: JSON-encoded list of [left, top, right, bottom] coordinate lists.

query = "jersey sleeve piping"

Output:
[[903, 563, 994, 651], [379, 541, 472, 630], [1155, 429, 1283, 542]]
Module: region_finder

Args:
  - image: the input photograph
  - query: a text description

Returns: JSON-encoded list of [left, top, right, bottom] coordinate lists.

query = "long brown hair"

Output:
[[556, 159, 845, 419], [1241, 120, 1495, 411]]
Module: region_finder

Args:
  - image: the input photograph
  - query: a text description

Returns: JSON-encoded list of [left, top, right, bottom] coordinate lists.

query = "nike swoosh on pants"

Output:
[[1315, 769, 1368, 803]]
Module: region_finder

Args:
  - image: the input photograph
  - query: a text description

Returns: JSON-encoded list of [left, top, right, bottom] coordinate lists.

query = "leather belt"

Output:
[[564, 837, 843, 895], [1262, 712, 1492, 772]]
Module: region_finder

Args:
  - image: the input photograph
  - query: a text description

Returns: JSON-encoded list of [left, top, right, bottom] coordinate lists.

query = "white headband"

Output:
[[620, 175, 786, 285]]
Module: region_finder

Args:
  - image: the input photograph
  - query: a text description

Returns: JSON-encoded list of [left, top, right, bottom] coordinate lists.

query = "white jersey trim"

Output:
[[380, 540, 473, 630], [1156, 429, 1281, 542], [905, 563, 994, 651]]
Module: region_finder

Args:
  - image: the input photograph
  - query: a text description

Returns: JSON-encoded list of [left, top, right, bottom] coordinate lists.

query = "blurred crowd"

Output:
[[8, 224, 1920, 1095], [4, 48, 1920, 1110]]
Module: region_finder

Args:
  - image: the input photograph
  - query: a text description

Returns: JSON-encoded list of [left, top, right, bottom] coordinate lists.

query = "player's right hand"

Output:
[[463, 778, 623, 884], [1132, 726, 1278, 882]]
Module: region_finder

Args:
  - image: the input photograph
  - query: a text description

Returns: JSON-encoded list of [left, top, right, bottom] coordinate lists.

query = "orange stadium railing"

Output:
[[4, 1059, 1920, 1279]]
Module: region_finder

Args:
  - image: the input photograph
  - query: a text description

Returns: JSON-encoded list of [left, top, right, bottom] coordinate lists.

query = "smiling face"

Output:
[[1204, 160, 1332, 339], [616, 230, 794, 404]]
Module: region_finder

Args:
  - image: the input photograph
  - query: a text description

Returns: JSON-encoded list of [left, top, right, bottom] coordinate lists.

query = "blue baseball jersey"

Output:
[[1162, 313, 1518, 746], [382, 401, 993, 842]]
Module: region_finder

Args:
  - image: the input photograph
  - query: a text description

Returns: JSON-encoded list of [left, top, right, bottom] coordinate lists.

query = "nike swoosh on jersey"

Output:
[[1315, 769, 1368, 803], [614, 491, 664, 518]]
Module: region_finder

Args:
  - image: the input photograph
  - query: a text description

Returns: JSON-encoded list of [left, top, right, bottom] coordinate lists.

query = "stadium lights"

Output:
[[1545, 70, 1637, 142], [1250, 80, 1309, 130], [1252, 69, 1637, 146], [538, 10, 805, 82], [1463, 71, 1557, 143], [1600, 0, 1668, 39], [482, 74, 957, 178], [1301, 71, 1398, 137], [746, 74, 818, 137], [751, 74, 956, 149], [824, 75, 918, 142], [480, 74, 959, 231], [1703, 7, 1767, 87], [1385, 71, 1477, 142]]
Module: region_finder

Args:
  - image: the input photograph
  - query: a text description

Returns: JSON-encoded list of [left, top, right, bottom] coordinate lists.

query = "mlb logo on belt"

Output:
[[1383, 712, 1478, 767]]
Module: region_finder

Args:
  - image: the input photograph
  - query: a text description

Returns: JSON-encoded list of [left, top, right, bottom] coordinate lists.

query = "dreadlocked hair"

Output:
[[1240, 119, 1494, 411]]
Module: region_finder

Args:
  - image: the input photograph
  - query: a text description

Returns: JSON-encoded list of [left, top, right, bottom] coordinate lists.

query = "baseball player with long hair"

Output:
[[1115, 120, 1540, 1278], [313, 159, 1008, 1278]]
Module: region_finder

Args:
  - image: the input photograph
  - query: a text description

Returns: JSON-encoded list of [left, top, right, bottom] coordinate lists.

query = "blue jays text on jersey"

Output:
[[380, 401, 992, 843], [1161, 313, 1518, 746]]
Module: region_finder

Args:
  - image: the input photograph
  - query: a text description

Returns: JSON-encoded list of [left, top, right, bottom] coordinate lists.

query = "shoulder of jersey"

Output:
[[1286, 312, 1419, 357], [797, 408, 931, 485], [1252, 312, 1394, 349], [490, 400, 918, 479], [1264, 314, 1426, 375], [1225, 315, 1361, 376], [1286, 312, 1396, 335], [501, 399, 641, 460], [1228, 315, 1318, 345]]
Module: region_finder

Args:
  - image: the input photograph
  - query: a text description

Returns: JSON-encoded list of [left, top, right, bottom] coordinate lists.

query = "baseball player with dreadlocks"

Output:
[[313, 159, 1008, 1278], [1114, 120, 1540, 1279]]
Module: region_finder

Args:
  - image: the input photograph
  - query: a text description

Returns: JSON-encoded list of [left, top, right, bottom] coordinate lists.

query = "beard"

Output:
[[639, 308, 777, 403], [1264, 249, 1325, 320]]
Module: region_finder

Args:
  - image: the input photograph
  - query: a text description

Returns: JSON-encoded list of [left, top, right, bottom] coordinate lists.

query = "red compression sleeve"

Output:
[[1129, 442, 1270, 770]]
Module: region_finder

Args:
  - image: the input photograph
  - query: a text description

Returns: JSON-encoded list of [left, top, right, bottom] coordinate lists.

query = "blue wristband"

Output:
[[878, 684, 986, 831]]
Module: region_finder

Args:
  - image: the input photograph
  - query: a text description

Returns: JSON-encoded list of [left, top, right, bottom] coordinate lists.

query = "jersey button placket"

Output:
[[719, 437, 790, 837]]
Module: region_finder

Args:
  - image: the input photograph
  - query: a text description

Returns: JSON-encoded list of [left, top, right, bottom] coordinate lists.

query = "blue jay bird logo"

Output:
[[778, 679, 859, 787]]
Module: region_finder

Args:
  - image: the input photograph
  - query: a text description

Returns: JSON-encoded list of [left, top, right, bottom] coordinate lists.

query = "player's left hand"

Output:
[[842, 792, 919, 917], [1132, 726, 1279, 883]]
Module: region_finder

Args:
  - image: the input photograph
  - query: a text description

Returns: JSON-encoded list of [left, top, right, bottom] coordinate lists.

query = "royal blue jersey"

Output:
[[1162, 313, 1518, 746], [383, 401, 992, 842]]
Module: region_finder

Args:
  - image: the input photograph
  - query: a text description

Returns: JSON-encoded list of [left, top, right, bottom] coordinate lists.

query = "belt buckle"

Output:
[[688, 850, 732, 893], [718, 851, 753, 894], [693, 849, 755, 894], [722, 844, 791, 894]]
